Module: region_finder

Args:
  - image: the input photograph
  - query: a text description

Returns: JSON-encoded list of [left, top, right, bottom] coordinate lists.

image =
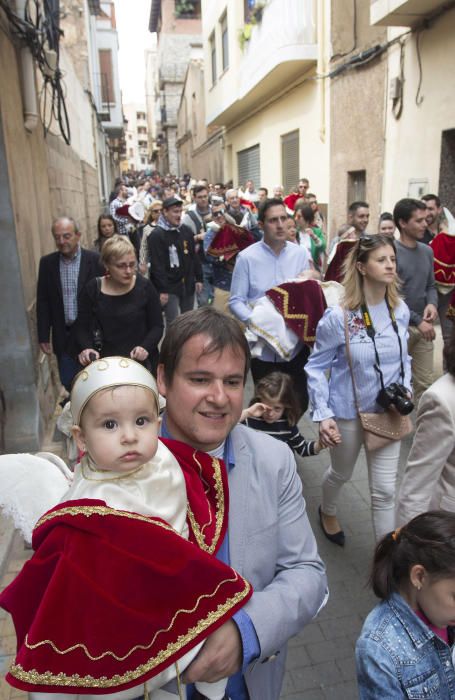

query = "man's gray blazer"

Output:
[[228, 424, 327, 700]]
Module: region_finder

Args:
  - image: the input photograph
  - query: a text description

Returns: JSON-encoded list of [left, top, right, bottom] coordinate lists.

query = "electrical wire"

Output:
[[0, 0, 70, 145], [415, 29, 425, 106]]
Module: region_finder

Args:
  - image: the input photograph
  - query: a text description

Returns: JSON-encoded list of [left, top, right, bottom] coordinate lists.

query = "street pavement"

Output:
[[0, 329, 444, 700]]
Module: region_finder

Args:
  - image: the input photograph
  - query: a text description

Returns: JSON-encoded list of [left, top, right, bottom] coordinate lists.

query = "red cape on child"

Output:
[[0, 440, 252, 694]]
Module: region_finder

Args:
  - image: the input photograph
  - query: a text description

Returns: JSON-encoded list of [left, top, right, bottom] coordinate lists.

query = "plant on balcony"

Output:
[[175, 1, 196, 18], [238, 1, 267, 50]]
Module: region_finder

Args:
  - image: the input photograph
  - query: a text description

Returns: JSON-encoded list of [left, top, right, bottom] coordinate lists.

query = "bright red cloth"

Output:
[[266, 280, 327, 346], [206, 224, 255, 263], [430, 232, 455, 287], [283, 193, 300, 211], [0, 442, 252, 695]]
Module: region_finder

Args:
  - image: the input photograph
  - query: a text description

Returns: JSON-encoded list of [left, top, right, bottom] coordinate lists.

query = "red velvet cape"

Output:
[[266, 280, 327, 346], [325, 239, 357, 283], [0, 442, 252, 694], [206, 224, 255, 263], [430, 232, 455, 287]]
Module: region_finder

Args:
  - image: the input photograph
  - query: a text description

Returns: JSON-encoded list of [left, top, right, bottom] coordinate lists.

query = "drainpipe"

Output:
[[317, 0, 327, 144], [16, 0, 39, 133]]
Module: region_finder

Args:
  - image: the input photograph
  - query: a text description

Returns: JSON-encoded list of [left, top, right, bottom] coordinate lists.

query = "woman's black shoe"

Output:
[[318, 506, 345, 547]]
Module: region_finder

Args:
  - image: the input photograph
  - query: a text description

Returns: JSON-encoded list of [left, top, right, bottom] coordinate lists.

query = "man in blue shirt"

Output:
[[157, 307, 327, 700], [229, 198, 315, 415]]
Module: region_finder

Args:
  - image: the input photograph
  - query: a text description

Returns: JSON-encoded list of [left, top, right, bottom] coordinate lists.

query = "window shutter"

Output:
[[237, 144, 260, 187], [281, 130, 299, 194]]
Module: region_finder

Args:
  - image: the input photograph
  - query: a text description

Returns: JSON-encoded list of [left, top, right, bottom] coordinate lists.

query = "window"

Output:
[[220, 12, 229, 71], [237, 144, 260, 188], [136, 111, 146, 121], [281, 130, 299, 195], [209, 32, 216, 85], [98, 49, 115, 105], [174, 0, 201, 19], [347, 170, 366, 204]]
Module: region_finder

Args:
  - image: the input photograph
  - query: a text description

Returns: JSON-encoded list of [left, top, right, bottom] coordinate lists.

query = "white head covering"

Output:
[[71, 356, 159, 425]]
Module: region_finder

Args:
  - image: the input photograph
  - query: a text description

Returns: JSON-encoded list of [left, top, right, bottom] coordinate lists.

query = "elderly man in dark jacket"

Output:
[[37, 216, 102, 390]]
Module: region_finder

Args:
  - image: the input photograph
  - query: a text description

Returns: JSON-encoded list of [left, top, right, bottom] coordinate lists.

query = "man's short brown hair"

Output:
[[159, 307, 250, 385]]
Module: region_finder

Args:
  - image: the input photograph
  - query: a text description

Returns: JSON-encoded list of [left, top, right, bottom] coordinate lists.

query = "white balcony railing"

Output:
[[239, 0, 317, 99]]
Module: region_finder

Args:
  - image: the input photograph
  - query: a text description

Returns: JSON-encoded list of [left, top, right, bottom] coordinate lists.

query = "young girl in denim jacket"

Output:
[[356, 512, 455, 699]]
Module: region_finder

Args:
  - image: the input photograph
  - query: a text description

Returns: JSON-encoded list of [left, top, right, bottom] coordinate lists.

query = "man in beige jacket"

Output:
[[396, 328, 455, 525]]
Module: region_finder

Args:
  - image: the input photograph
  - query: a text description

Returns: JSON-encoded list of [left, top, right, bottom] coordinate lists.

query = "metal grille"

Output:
[[281, 130, 299, 194], [237, 144, 260, 188]]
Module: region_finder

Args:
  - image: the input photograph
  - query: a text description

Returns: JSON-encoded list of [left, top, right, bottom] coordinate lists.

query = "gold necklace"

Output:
[[81, 455, 145, 482]]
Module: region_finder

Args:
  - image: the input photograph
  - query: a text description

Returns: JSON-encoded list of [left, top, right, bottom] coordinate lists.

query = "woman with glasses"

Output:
[[305, 234, 412, 544], [74, 235, 163, 372]]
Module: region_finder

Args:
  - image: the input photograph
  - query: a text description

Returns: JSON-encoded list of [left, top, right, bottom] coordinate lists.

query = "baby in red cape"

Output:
[[0, 357, 252, 700]]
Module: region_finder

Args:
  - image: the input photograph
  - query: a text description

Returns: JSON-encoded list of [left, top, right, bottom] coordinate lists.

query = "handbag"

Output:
[[343, 310, 413, 451]]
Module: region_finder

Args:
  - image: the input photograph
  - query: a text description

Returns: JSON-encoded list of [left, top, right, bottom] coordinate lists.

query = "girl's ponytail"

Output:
[[369, 512, 455, 600]]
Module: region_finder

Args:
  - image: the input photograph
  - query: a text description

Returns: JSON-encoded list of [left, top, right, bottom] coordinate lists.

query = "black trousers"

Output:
[[250, 345, 310, 416]]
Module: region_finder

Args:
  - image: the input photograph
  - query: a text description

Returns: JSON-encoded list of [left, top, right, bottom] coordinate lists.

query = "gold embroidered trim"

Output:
[[269, 286, 316, 342], [10, 583, 251, 689], [24, 574, 241, 661], [248, 321, 292, 360], [34, 505, 175, 535], [186, 455, 224, 554], [433, 257, 455, 269]]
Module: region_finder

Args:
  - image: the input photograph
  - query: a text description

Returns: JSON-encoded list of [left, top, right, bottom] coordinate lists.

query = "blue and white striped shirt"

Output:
[[305, 300, 412, 422], [59, 245, 81, 325]]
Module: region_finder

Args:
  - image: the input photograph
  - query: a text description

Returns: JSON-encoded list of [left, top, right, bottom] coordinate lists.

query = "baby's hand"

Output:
[[328, 427, 342, 445]]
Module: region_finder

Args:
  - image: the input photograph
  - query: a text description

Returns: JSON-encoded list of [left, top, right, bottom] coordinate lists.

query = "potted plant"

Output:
[[175, 0, 195, 18], [238, 2, 267, 50]]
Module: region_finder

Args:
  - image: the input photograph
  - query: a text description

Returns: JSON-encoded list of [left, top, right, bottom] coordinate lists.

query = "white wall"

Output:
[[381, 8, 455, 209]]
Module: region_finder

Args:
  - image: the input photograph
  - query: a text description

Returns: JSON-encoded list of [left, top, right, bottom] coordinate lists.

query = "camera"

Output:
[[376, 383, 414, 415]]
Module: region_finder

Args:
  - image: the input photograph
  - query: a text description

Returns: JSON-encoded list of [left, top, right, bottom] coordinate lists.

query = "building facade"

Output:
[[374, 1, 455, 214], [123, 104, 150, 171], [0, 0, 123, 451], [201, 0, 331, 204], [176, 43, 224, 181], [148, 0, 203, 174]]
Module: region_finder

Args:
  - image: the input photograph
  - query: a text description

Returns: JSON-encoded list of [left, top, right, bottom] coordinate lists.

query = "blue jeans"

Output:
[[197, 262, 214, 307], [57, 353, 81, 391]]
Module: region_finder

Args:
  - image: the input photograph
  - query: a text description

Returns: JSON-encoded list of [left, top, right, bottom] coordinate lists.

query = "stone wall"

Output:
[[0, 22, 103, 450], [46, 134, 101, 245]]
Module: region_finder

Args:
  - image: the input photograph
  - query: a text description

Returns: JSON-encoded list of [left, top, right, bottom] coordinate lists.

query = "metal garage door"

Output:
[[237, 144, 260, 188], [281, 130, 300, 194]]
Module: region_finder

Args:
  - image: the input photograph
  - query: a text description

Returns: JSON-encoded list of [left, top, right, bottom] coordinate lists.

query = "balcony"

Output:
[[240, 0, 317, 99], [371, 0, 450, 26], [207, 0, 317, 126]]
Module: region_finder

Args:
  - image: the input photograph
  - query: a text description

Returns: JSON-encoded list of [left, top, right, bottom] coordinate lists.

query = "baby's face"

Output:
[[74, 386, 159, 472]]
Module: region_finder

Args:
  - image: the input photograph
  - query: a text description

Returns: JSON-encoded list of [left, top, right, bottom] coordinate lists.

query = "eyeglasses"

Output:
[[113, 262, 137, 270], [212, 210, 226, 217]]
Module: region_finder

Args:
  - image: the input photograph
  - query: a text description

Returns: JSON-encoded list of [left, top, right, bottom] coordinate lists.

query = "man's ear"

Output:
[[72, 425, 86, 453], [156, 364, 167, 398]]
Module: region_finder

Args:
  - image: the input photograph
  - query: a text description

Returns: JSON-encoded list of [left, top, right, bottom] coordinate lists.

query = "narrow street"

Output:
[[0, 330, 444, 700]]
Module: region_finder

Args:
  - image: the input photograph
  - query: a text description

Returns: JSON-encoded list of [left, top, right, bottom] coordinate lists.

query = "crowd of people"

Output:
[[9, 170, 455, 699]]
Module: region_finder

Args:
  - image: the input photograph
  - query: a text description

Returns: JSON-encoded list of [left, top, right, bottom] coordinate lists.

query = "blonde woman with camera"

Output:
[[305, 234, 412, 545]]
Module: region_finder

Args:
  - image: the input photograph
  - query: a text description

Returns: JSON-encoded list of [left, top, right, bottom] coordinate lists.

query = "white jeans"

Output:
[[321, 418, 401, 541]]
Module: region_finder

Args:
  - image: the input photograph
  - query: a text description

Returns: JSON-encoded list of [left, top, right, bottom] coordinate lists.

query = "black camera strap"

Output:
[[360, 297, 405, 390]]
